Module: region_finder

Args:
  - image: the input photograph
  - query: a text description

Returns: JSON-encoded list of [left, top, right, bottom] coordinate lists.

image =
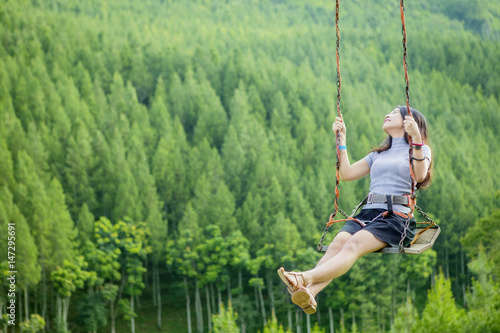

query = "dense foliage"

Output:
[[0, 0, 499, 332]]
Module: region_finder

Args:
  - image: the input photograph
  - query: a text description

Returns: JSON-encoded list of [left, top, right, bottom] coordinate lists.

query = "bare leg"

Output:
[[307, 232, 351, 296], [303, 230, 387, 286]]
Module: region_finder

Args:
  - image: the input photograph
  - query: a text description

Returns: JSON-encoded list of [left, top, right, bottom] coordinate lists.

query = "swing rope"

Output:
[[398, 0, 416, 253], [317, 0, 348, 252], [332, 0, 348, 221]]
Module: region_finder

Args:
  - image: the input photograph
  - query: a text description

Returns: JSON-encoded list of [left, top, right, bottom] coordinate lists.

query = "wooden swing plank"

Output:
[[375, 226, 441, 255]]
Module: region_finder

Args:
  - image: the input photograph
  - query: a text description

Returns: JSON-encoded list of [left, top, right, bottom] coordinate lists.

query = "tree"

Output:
[[0, 95, 26, 159], [93, 218, 151, 333], [193, 71, 228, 149], [51, 256, 95, 332], [46, 178, 78, 267], [390, 298, 418, 333], [261, 313, 291, 333], [64, 119, 97, 217], [76, 203, 94, 244], [75, 293, 108, 333], [462, 248, 500, 333], [114, 165, 142, 222], [19, 314, 45, 333], [415, 269, 466, 333], [166, 228, 200, 333], [221, 125, 247, 205], [461, 208, 500, 278], [14, 151, 74, 321], [149, 77, 173, 139], [191, 144, 237, 235], [0, 186, 40, 321], [211, 302, 240, 333]]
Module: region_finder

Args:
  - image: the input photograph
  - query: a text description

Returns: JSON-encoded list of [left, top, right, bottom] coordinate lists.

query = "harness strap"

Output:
[[367, 193, 411, 205], [327, 216, 366, 228], [386, 195, 394, 215], [327, 210, 411, 229]]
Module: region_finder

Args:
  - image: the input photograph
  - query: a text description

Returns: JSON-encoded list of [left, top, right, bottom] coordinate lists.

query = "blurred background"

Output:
[[0, 0, 499, 332]]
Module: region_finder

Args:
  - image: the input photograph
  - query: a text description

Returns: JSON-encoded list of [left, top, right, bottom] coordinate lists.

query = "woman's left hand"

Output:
[[403, 116, 422, 142]]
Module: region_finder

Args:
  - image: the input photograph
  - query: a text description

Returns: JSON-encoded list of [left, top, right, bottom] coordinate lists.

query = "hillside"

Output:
[[0, 0, 499, 332]]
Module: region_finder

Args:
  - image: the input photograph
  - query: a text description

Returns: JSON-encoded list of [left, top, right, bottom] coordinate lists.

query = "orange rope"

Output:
[[332, 0, 342, 220], [400, 0, 417, 207]]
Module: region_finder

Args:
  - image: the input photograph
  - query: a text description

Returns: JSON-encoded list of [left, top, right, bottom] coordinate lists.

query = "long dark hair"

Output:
[[372, 106, 432, 189]]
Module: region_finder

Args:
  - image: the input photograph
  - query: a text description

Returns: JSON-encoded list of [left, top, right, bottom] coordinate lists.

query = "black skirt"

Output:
[[338, 208, 416, 247]]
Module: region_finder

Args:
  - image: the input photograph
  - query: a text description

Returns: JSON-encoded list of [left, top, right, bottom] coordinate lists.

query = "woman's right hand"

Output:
[[332, 116, 346, 144]]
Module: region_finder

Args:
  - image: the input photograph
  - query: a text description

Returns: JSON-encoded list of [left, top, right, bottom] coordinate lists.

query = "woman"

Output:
[[278, 106, 432, 314]]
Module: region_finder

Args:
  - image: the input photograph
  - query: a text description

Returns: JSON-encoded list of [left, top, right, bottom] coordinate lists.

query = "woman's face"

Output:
[[383, 108, 404, 134]]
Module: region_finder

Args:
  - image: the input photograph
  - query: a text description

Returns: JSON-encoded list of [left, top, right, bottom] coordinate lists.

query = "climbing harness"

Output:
[[316, 0, 440, 255]]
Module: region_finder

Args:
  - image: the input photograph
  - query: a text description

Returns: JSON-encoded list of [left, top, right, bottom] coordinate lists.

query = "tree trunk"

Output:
[[19, 291, 23, 324], [34, 284, 38, 315], [64, 297, 70, 329], [111, 301, 116, 333], [407, 280, 410, 300], [306, 313, 311, 333], [56, 295, 62, 330], [184, 278, 192, 333], [445, 246, 450, 279], [316, 295, 321, 326], [156, 264, 162, 330], [254, 286, 259, 311], [145, 256, 149, 289], [195, 280, 203, 333], [328, 307, 334, 333], [227, 280, 232, 305], [340, 309, 344, 331], [238, 270, 246, 333], [131, 294, 135, 333], [24, 286, 29, 321], [216, 285, 222, 313], [266, 274, 275, 316], [42, 265, 47, 325], [205, 287, 212, 332], [210, 283, 216, 312], [257, 285, 266, 326], [296, 309, 301, 333], [152, 263, 157, 306], [287, 305, 292, 332], [377, 300, 381, 333]]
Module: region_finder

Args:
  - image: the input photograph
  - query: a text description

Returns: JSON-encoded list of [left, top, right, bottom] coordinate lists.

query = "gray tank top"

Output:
[[362, 137, 431, 213]]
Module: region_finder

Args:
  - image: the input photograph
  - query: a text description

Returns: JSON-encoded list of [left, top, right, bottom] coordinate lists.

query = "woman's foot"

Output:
[[277, 267, 308, 293], [292, 286, 317, 314]]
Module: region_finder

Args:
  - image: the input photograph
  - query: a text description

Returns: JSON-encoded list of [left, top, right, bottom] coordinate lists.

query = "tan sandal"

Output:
[[277, 267, 306, 294], [291, 286, 317, 314]]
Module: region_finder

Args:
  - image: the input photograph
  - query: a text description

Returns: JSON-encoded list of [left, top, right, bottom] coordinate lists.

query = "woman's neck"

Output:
[[384, 128, 405, 138]]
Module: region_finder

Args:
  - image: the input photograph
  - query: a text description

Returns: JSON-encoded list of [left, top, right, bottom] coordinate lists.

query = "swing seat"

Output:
[[375, 224, 440, 255]]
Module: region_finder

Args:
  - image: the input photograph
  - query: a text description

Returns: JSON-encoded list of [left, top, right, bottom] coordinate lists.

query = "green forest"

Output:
[[0, 0, 499, 332]]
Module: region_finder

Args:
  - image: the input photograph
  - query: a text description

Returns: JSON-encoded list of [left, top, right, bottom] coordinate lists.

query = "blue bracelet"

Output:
[[339, 145, 347, 150]]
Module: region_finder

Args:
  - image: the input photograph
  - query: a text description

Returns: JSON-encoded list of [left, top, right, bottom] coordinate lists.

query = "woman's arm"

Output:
[[403, 116, 431, 182], [332, 116, 371, 181]]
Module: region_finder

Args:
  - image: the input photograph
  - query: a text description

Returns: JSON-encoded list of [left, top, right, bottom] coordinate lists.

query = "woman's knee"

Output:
[[339, 234, 367, 258], [341, 230, 386, 257], [327, 232, 351, 253]]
